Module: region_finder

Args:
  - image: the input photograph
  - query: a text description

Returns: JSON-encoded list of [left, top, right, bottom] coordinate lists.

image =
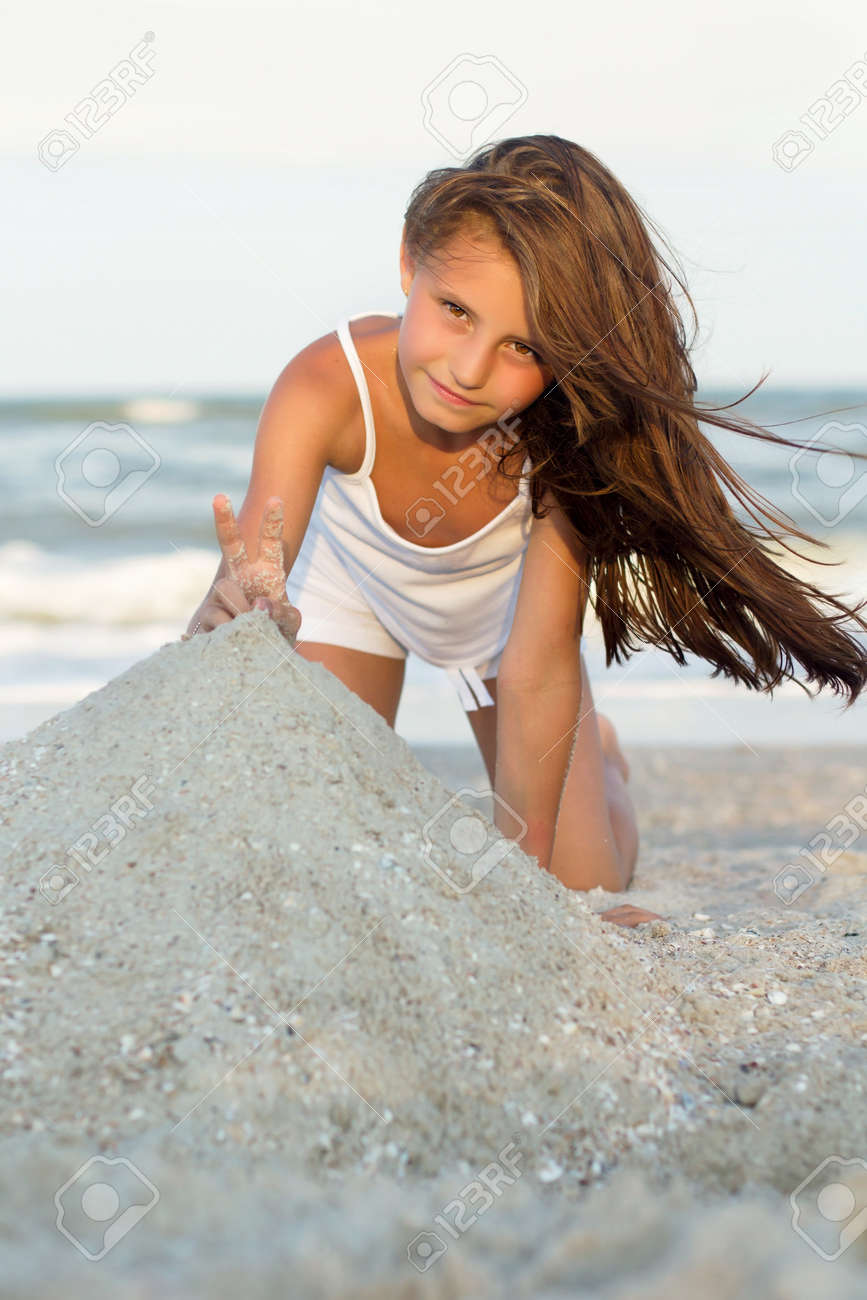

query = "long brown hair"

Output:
[[402, 134, 867, 706]]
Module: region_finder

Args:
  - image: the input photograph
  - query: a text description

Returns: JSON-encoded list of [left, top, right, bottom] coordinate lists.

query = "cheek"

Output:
[[401, 311, 446, 367], [397, 319, 430, 375], [397, 333, 425, 382], [498, 370, 547, 410]]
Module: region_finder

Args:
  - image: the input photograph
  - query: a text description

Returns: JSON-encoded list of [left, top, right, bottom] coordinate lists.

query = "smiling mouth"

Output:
[[427, 373, 478, 406]]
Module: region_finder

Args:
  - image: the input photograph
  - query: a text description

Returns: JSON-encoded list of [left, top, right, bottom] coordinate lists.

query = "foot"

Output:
[[596, 713, 630, 783], [599, 904, 663, 928]]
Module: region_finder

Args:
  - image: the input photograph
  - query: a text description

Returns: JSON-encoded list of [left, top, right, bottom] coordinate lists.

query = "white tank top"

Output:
[[298, 311, 534, 711]]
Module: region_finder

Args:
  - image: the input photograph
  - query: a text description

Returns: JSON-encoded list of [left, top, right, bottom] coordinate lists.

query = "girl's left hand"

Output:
[[598, 905, 663, 928]]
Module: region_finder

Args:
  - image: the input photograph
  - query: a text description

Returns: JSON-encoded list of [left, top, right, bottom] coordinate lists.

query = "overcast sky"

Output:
[[3, 0, 866, 393]]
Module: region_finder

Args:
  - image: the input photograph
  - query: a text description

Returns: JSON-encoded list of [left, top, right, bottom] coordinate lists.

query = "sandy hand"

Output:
[[205, 493, 302, 642]]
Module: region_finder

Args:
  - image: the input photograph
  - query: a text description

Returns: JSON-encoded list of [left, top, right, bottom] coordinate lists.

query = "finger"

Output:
[[211, 578, 251, 617], [262, 570, 292, 603], [201, 607, 234, 631], [271, 599, 302, 642], [213, 494, 249, 580], [257, 496, 286, 573], [212, 578, 251, 614], [249, 594, 296, 643]]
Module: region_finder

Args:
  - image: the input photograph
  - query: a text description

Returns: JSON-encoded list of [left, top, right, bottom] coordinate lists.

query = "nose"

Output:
[[447, 337, 491, 394]]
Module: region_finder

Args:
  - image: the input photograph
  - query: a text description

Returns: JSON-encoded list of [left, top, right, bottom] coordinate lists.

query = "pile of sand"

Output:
[[1, 610, 865, 1295]]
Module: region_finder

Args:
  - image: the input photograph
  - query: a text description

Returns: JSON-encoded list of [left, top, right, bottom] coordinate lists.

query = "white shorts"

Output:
[[285, 524, 504, 681]]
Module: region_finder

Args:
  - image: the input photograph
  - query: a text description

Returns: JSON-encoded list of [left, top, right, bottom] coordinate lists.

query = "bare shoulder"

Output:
[[264, 327, 356, 472], [269, 314, 399, 471], [231, 316, 398, 566], [533, 486, 588, 565]]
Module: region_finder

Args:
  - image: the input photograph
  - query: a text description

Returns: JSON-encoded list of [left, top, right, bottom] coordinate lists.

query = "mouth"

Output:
[[426, 373, 479, 406]]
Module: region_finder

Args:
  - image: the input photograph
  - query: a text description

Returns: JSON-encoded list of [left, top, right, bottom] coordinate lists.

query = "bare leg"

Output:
[[547, 653, 640, 893], [596, 712, 630, 783], [469, 660, 657, 925], [292, 641, 406, 727]]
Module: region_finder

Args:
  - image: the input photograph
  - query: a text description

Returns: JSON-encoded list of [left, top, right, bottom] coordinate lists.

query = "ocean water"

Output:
[[1, 387, 865, 750]]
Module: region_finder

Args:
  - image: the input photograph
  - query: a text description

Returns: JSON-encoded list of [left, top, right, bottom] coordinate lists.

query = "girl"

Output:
[[182, 134, 867, 923]]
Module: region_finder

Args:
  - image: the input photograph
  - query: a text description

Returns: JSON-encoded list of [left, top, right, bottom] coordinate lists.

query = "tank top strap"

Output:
[[335, 312, 400, 481]]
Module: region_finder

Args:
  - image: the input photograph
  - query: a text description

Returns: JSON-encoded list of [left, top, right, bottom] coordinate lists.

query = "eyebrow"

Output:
[[435, 280, 542, 351]]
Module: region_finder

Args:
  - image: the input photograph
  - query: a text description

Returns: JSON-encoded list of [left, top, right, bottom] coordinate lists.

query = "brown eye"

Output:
[[441, 299, 540, 361]]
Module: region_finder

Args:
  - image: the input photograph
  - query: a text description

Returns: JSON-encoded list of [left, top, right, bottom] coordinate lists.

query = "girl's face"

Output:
[[397, 227, 554, 444]]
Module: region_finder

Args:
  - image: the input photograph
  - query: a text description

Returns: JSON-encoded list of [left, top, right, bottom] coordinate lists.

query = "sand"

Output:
[[1, 609, 866, 1296]]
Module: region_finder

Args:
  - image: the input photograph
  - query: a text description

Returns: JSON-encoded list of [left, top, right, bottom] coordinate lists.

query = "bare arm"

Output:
[[184, 334, 351, 638], [493, 663, 582, 873], [495, 668, 635, 895], [493, 486, 588, 866], [492, 488, 635, 894], [493, 507, 653, 911]]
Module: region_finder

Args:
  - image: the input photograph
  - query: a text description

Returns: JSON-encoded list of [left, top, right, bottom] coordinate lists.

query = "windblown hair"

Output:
[[402, 134, 867, 705]]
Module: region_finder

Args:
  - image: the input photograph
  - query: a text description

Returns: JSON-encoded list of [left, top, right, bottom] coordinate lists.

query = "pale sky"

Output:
[[3, 0, 866, 392]]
